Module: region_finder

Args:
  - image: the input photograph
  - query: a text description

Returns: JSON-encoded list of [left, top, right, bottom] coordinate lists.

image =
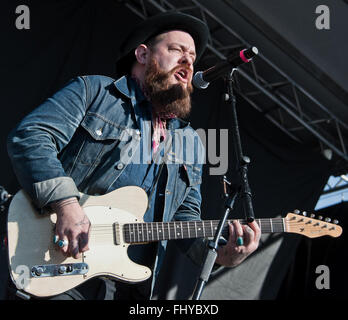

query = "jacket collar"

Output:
[[113, 75, 146, 103]]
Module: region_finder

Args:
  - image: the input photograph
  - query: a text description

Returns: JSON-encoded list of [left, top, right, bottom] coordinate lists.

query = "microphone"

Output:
[[193, 47, 258, 89], [0, 186, 11, 207]]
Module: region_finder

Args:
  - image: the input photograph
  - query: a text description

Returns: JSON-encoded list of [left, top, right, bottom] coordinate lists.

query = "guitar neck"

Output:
[[123, 218, 285, 244]]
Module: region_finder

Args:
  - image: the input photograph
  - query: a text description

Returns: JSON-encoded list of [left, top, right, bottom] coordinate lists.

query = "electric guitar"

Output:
[[7, 186, 342, 298]]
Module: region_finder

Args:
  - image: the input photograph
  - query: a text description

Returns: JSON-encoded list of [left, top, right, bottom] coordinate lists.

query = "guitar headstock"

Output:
[[285, 211, 343, 238]]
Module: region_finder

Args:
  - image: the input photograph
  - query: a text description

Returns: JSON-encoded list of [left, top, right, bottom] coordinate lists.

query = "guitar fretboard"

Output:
[[122, 218, 285, 244]]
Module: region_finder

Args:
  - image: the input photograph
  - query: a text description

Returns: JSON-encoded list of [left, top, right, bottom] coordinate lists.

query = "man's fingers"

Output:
[[242, 225, 254, 247], [232, 220, 243, 244], [79, 232, 90, 253], [69, 237, 80, 258], [227, 221, 235, 243], [248, 221, 261, 242], [57, 235, 69, 254], [55, 233, 88, 258]]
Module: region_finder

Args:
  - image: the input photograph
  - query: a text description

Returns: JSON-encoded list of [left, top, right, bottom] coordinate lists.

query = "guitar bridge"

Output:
[[31, 263, 89, 278]]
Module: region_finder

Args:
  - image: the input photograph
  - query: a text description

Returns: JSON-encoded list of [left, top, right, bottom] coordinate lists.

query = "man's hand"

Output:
[[51, 197, 91, 259], [215, 220, 261, 267]]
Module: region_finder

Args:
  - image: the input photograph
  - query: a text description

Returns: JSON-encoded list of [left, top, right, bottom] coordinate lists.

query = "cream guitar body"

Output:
[[7, 186, 150, 297]]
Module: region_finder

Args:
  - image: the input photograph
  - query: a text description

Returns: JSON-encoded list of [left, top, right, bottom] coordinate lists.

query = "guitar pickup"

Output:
[[31, 263, 89, 278], [113, 222, 121, 245]]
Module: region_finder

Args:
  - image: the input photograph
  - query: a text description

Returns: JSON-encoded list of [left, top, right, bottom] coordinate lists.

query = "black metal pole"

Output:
[[192, 187, 238, 300], [226, 70, 255, 223]]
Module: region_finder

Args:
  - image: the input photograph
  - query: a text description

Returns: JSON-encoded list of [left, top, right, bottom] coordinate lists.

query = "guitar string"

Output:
[[88, 223, 330, 233], [88, 221, 328, 233], [88, 225, 334, 242], [89, 223, 287, 234], [86, 220, 334, 238], [88, 227, 284, 239], [88, 218, 287, 229]]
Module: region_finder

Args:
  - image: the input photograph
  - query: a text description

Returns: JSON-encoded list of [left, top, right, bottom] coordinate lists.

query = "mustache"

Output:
[[171, 65, 192, 78], [145, 60, 193, 95], [152, 64, 192, 85]]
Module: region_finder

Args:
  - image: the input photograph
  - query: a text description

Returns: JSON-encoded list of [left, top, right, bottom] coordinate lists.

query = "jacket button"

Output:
[[116, 163, 124, 170], [134, 129, 141, 140], [95, 129, 102, 136]]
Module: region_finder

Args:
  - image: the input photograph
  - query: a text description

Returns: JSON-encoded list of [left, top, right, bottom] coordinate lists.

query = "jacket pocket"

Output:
[[59, 112, 127, 185], [74, 112, 126, 166], [80, 112, 126, 141]]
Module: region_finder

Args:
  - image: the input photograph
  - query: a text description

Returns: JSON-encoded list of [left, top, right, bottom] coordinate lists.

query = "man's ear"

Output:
[[134, 44, 148, 65]]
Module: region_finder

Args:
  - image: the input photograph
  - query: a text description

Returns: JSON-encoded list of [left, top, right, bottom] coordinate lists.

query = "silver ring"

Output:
[[58, 239, 68, 248]]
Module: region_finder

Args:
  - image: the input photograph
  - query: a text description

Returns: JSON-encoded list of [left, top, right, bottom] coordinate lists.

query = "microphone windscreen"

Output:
[[192, 71, 209, 89]]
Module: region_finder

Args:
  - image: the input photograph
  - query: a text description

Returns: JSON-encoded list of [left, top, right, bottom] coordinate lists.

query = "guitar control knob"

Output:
[[58, 265, 67, 274], [294, 209, 300, 214], [333, 219, 339, 224], [318, 216, 323, 220], [33, 267, 44, 276], [325, 218, 331, 222], [310, 214, 315, 218], [302, 211, 307, 216]]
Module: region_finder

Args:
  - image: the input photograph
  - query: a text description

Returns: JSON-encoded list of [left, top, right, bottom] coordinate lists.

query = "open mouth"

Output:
[[174, 68, 189, 83]]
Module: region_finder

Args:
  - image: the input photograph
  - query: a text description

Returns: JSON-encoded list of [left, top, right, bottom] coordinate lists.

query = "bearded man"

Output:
[[7, 12, 260, 300]]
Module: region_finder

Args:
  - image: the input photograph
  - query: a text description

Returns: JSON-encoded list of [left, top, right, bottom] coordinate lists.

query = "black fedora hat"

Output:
[[116, 12, 209, 75]]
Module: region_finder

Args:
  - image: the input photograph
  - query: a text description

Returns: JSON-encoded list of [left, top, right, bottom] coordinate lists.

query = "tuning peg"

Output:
[[294, 209, 300, 214], [302, 211, 307, 216], [324, 217, 331, 223], [318, 216, 323, 220], [333, 219, 339, 224], [310, 213, 315, 218]]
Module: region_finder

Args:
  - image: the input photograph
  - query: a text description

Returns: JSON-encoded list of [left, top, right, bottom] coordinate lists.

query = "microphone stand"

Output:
[[226, 69, 255, 224], [192, 68, 255, 300]]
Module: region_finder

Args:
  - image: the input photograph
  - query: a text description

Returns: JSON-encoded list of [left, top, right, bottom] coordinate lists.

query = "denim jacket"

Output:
[[7, 75, 208, 296]]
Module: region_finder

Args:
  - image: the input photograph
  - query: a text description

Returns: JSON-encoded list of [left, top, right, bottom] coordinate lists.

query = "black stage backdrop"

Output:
[[0, 0, 338, 300]]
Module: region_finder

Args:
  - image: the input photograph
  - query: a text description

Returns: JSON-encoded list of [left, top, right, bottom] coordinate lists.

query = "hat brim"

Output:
[[116, 12, 209, 75]]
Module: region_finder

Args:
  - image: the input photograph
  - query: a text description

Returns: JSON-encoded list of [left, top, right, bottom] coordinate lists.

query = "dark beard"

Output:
[[143, 58, 193, 119]]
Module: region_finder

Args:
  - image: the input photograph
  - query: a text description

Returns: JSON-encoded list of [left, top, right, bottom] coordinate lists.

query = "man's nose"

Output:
[[179, 52, 194, 68]]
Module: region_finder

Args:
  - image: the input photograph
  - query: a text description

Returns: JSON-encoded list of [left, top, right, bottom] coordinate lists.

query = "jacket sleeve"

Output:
[[7, 76, 89, 209]]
